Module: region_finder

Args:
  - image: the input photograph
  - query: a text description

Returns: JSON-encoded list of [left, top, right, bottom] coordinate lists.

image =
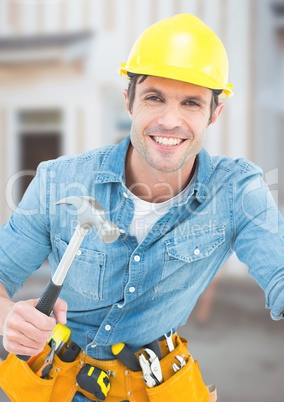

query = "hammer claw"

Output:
[[56, 196, 120, 243]]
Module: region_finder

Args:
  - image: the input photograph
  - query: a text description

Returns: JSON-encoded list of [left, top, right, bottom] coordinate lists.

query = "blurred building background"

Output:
[[0, 1, 284, 401]]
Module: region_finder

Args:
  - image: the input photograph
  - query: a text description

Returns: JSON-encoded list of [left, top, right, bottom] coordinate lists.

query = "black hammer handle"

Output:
[[35, 280, 63, 316]]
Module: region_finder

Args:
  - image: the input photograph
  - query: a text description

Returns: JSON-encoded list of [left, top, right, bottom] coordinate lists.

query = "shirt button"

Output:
[[76, 250, 82, 256], [123, 192, 129, 198], [120, 229, 126, 234], [194, 248, 200, 255], [129, 286, 136, 293], [105, 325, 111, 331], [134, 255, 140, 262]]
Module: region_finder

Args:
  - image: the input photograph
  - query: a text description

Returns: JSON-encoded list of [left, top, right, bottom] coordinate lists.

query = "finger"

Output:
[[3, 319, 52, 356], [3, 326, 49, 356], [13, 300, 56, 331], [52, 298, 68, 324]]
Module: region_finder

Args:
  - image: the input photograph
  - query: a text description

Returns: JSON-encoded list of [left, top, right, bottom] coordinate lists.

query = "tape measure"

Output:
[[47, 324, 71, 354], [76, 364, 110, 400]]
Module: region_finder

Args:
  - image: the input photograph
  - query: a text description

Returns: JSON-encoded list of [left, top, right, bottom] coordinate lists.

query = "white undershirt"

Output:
[[128, 178, 194, 244]]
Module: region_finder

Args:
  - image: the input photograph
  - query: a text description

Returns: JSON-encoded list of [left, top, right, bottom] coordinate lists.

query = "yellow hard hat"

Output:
[[119, 14, 233, 98]]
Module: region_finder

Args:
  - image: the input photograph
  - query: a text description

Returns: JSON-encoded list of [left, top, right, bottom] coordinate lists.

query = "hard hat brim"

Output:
[[119, 64, 233, 98]]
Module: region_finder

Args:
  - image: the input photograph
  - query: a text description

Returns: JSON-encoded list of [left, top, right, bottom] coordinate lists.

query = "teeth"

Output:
[[153, 137, 183, 146]]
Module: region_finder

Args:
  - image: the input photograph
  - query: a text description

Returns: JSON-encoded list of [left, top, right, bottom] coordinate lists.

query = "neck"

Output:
[[125, 147, 196, 203]]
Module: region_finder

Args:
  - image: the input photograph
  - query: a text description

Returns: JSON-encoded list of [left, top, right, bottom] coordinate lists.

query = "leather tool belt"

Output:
[[0, 333, 217, 402]]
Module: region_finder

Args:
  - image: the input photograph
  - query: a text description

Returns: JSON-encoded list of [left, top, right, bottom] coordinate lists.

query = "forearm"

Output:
[[0, 282, 14, 336]]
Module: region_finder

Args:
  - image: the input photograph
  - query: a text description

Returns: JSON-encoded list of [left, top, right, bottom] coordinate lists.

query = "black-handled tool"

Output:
[[111, 342, 141, 372], [35, 194, 121, 316], [16, 223, 87, 362], [16, 196, 120, 361]]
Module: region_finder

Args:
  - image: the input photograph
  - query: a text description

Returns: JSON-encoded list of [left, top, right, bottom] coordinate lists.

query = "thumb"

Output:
[[53, 298, 68, 324]]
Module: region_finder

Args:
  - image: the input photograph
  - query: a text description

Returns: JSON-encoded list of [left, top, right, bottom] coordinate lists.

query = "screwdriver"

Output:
[[111, 342, 141, 372]]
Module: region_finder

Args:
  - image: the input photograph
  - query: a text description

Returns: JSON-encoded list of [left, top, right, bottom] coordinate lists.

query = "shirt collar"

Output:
[[94, 136, 130, 184], [193, 148, 215, 203], [94, 135, 215, 204]]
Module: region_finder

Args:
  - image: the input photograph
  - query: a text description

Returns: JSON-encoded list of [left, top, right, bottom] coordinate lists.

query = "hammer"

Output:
[[18, 196, 120, 360]]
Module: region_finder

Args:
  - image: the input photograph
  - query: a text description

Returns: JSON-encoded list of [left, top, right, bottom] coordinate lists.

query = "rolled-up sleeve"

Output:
[[0, 162, 51, 297], [232, 163, 284, 320]]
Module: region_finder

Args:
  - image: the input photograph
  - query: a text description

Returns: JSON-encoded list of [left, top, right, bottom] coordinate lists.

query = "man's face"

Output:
[[124, 76, 223, 174]]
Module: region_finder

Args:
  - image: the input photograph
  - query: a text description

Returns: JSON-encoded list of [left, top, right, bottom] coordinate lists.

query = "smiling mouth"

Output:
[[152, 136, 184, 146]]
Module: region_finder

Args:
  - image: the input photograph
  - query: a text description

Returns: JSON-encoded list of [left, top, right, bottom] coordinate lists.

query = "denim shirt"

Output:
[[1, 136, 284, 360]]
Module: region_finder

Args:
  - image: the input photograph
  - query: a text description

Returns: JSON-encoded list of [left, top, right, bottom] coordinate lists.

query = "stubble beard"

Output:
[[130, 128, 203, 174]]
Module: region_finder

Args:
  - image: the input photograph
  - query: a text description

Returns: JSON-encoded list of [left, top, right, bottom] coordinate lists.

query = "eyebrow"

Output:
[[183, 96, 208, 107], [139, 87, 209, 106], [139, 87, 164, 98]]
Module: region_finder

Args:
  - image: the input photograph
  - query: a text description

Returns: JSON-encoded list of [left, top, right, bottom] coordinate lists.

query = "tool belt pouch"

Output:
[[0, 344, 99, 402], [145, 335, 215, 402]]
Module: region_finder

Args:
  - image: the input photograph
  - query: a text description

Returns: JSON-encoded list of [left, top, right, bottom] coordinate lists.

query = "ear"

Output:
[[209, 102, 224, 126], [124, 89, 132, 117]]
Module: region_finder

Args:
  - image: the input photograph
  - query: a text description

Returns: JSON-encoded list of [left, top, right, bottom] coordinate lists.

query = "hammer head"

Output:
[[55, 196, 120, 243]]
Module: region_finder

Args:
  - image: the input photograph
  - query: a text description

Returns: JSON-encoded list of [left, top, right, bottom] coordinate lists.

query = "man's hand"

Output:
[[2, 298, 67, 356]]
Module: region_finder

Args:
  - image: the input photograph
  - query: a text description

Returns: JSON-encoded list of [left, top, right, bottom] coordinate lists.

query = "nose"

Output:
[[156, 104, 182, 129]]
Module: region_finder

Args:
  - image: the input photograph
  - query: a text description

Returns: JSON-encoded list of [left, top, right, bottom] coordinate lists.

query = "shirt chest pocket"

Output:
[[54, 237, 106, 301], [163, 225, 226, 279]]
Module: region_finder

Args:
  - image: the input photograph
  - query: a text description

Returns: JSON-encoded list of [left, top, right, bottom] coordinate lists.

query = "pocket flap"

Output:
[[165, 225, 225, 263]]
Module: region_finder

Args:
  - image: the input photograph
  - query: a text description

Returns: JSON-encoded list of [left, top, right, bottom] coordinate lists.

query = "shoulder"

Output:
[[210, 154, 263, 180], [198, 149, 264, 190], [36, 145, 114, 173]]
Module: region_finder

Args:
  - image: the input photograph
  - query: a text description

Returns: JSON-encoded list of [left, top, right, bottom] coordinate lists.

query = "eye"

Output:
[[183, 100, 201, 108], [145, 95, 163, 103]]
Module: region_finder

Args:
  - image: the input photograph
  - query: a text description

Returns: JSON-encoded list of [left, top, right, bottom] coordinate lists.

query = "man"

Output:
[[0, 14, 284, 402]]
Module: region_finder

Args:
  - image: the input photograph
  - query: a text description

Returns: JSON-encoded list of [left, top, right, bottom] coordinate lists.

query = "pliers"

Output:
[[172, 355, 187, 373], [139, 348, 163, 388], [36, 340, 56, 379]]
